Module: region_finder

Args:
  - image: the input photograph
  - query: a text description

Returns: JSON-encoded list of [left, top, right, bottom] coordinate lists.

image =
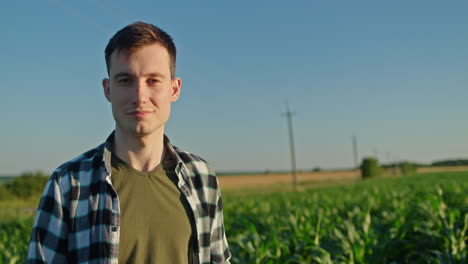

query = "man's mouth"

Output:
[[128, 110, 153, 119]]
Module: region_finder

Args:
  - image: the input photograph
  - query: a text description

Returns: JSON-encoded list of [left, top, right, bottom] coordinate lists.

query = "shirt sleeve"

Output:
[[210, 183, 231, 264], [27, 172, 69, 263]]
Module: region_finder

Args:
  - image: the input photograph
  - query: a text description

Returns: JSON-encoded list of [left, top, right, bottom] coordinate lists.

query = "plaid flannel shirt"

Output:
[[27, 133, 231, 264]]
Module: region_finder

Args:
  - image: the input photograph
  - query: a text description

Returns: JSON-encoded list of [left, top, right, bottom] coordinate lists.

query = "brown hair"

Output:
[[105, 22, 177, 78]]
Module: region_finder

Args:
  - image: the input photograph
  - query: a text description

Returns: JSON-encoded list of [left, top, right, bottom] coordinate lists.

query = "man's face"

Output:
[[102, 43, 181, 137]]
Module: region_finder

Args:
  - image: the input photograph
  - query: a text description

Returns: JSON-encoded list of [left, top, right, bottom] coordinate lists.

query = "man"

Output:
[[27, 22, 231, 264]]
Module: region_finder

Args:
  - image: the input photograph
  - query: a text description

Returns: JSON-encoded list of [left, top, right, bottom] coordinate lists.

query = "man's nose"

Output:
[[133, 81, 148, 105]]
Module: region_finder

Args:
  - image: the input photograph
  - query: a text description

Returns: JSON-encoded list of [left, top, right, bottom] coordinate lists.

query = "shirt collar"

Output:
[[101, 131, 191, 184]]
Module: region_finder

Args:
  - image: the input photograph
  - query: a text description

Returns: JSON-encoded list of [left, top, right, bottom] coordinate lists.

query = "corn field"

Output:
[[1, 171, 467, 263], [0, 218, 32, 264], [223, 172, 468, 263]]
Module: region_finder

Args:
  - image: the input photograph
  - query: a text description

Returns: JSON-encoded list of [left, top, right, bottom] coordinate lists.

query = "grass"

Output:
[[0, 199, 39, 223]]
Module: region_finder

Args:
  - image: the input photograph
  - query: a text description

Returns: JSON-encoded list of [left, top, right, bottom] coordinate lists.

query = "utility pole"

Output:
[[352, 135, 358, 168], [282, 103, 297, 192]]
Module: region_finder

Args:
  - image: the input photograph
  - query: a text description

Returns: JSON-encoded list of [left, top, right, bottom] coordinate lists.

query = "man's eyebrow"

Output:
[[113, 72, 132, 79], [112, 72, 166, 78], [144, 72, 165, 78]]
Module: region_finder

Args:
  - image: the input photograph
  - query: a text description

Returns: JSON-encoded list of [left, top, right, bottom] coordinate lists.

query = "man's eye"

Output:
[[118, 78, 129, 84], [147, 79, 159, 85]]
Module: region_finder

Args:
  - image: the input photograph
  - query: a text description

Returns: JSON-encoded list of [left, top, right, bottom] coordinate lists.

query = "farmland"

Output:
[[223, 171, 468, 263], [1, 171, 467, 263]]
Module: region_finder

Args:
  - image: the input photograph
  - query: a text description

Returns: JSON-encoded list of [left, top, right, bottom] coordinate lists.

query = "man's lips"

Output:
[[127, 110, 153, 119]]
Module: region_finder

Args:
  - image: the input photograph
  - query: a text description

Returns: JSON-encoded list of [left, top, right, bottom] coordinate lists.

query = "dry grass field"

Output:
[[218, 166, 468, 189]]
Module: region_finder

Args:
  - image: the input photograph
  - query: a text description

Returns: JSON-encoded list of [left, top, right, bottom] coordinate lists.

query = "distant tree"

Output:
[[312, 167, 321, 172], [399, 162, 417, 176], [6, 171, 49, 199], [360, 157, 382, 179]]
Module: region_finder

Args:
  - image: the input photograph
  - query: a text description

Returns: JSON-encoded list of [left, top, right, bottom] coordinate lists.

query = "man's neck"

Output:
[[113, 128, 165, 173]]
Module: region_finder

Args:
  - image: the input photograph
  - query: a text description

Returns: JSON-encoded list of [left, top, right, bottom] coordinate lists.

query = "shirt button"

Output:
[[112, 226, 118, 232]]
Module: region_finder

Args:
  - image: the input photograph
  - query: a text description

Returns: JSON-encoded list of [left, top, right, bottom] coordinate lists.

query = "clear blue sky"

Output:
[[1, 0, 467, 175]]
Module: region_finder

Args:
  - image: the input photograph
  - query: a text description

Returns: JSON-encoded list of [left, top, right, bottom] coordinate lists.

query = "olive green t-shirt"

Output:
[[111, 152, 194, 264]]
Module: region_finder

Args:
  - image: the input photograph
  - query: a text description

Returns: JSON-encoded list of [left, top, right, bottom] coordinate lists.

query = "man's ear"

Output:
[[102, 78, 111, 102], [171, 77, 182, 102]]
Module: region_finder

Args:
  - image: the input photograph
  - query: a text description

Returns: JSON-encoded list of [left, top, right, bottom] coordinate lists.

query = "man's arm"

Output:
[[27, 172, 69, 263], [210, 185, 231, 264]]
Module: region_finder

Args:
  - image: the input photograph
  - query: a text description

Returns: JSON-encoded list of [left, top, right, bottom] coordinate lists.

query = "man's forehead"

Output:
[[109, 46, 171, 74]]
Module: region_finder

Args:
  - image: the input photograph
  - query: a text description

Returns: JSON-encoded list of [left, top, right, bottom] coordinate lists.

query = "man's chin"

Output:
[[130, 126, 161, 137], [132, 128, 151, 137], [115, 121, 163, 138]]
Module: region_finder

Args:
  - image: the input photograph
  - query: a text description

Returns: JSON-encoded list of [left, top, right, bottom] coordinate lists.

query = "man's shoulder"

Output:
[[53, 143, 105, 179], [171, 145, 221, 197], [172, 145, 216, 176], [172, 145, 211, 166]]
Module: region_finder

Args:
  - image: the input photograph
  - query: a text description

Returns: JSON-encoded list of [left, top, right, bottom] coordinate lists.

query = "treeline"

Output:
[[360, 157, 468, 179], [381, 161, 427, 169], [431, 159, 468, 166], [0, 171, 49, 200], [378, 159, 468, 170]]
